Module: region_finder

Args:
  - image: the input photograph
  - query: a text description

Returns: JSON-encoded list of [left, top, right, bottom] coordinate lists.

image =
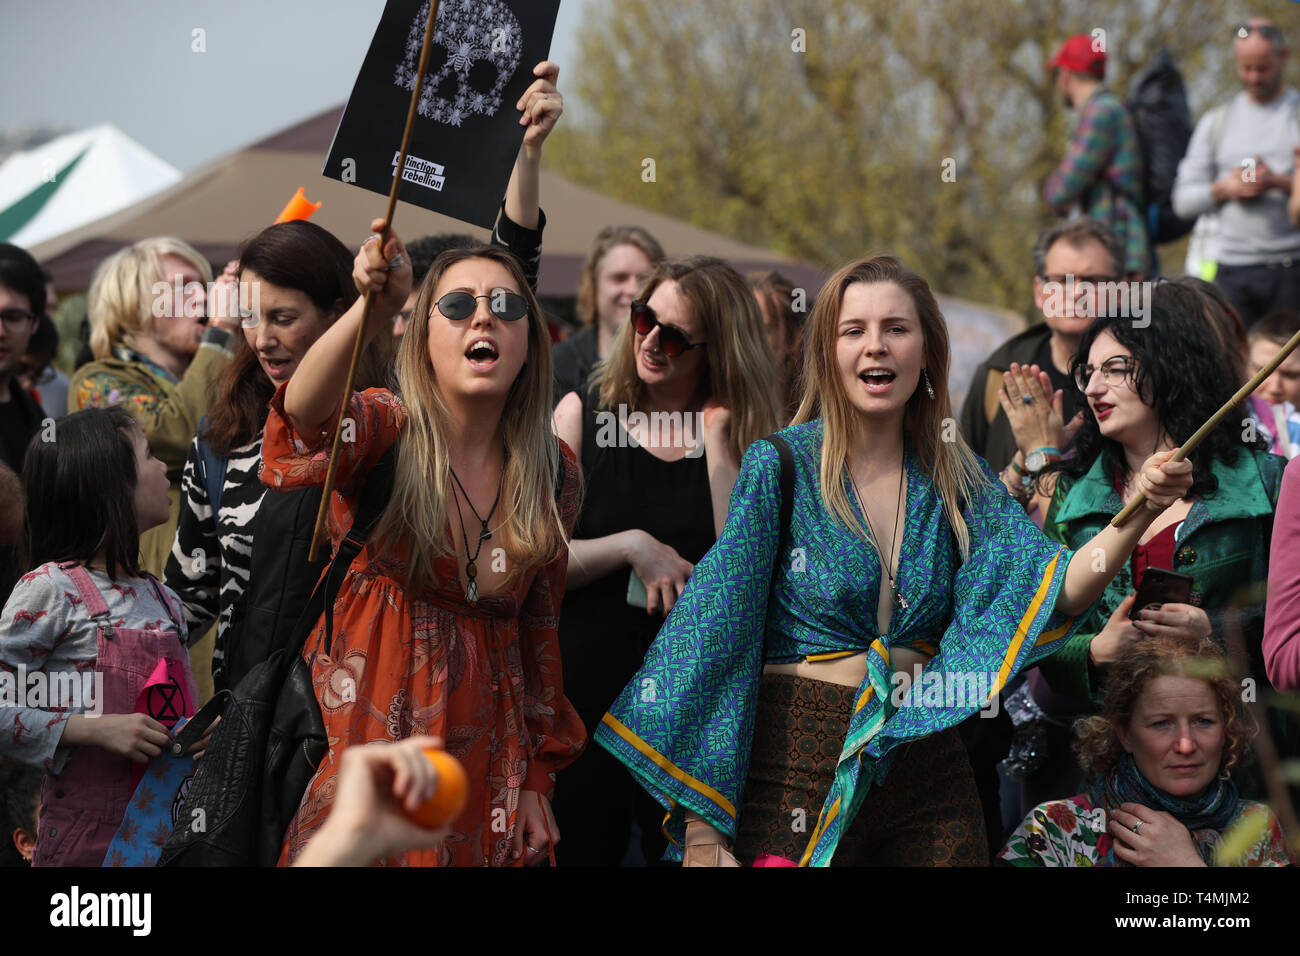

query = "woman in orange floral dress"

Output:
[[262, 223, 584, 866]]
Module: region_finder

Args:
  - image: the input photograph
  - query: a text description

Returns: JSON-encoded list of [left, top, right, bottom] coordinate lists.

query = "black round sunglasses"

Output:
[[434, 290, 528, 322]]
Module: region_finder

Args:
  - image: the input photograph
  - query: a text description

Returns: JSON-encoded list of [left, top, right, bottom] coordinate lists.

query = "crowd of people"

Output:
[[2, 19, 1300, 869]]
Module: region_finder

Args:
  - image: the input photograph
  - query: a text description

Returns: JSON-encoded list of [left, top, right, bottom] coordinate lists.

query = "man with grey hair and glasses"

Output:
[[1172, 18, 1300, 325], [959, 219, 1123, 475]]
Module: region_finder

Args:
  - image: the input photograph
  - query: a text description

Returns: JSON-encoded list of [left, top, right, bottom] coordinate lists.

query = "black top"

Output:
[[0, 380, 43, 606], [557, 386, 716, 729], [0, 379, 44, 473], [551, 326, 600, 409]]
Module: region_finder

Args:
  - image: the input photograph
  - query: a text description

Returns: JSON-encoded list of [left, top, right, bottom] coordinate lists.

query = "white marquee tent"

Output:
[[0, 125, 180, 249]]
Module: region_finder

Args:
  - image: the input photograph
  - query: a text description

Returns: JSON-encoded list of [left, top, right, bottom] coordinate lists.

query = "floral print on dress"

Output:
[[1045, 800, 1079, 834], [262, 385, 585, 866], [999, 795, 1294, 867]]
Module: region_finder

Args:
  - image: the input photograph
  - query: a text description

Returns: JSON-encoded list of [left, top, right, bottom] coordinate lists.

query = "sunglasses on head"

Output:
[[433, 290, 528, 322], [629, 299, 706, 357]]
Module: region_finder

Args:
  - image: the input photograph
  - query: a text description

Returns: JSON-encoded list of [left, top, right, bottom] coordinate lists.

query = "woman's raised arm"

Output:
[[284, 221, 410, 436], [1056, 451, 1193, 616]]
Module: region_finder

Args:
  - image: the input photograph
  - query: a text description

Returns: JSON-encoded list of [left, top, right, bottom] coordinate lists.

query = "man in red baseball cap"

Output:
[[1047, 33, 1107, 82], [1043, 33, 1151, 276]]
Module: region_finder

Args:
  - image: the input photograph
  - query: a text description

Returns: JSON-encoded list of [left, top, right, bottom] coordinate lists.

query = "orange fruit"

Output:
[[408, 749, 468, 828]]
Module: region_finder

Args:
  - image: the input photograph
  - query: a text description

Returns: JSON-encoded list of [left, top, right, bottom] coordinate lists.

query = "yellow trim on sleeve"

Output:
[[991, 549, 1061, 697], [600, 713, 738, 820], [1036, 617, 1073, 647]]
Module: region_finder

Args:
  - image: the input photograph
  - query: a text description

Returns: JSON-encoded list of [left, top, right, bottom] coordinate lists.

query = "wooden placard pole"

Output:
[[307, 0, 442, 561], [1112, 325, 1300, 528]]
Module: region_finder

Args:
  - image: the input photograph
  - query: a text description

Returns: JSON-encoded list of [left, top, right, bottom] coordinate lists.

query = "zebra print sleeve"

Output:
[[163, 437, 221, 640], [490, 203, 545, 293]]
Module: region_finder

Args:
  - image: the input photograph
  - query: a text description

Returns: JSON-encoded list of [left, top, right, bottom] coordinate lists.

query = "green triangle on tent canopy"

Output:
[[0, 145, 92, 241]]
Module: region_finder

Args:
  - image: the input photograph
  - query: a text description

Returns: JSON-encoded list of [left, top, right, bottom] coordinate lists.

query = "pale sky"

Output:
[[0, 0, 589, 171]]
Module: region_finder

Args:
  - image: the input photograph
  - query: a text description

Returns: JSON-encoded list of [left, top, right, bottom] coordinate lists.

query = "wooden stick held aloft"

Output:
[[308, 0, 442, 562], [1112, 325, 1300, 528]]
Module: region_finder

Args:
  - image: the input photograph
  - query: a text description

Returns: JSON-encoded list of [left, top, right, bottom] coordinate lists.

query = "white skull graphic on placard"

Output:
[[393, 0, 524, 127]]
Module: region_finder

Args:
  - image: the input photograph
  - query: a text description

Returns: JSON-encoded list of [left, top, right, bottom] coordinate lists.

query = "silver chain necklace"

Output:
[[848, 457, 908, 610], [448, 461, 504, 605]]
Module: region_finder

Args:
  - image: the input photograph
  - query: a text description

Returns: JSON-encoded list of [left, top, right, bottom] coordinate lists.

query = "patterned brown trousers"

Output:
[[734, 672, 988, 866]]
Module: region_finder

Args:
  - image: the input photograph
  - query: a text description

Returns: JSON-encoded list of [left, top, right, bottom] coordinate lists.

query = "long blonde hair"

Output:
[[372, 246, 569, 594], [591, 256, 780, 464], [792, 256, 985, 560], [87, 237, 212, 358]]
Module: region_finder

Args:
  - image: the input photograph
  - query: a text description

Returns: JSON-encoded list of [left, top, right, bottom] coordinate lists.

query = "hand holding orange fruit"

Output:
[[407, 748, 468, 829], [293, 736, 459, 866]]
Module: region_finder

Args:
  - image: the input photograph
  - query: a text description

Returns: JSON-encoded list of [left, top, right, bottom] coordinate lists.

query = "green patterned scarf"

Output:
[[1092, 752, 1238, 863]]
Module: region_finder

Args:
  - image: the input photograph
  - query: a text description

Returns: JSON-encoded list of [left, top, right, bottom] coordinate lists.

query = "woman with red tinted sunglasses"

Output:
[[551, 256, 780, 864]]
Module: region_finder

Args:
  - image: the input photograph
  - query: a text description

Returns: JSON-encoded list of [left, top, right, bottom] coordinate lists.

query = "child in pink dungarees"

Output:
[[0, 406, 210, 866]]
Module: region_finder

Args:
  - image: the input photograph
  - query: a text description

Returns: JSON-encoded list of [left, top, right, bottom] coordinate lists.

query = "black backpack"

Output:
[[220, 485, 328, 691], [191, 416, 330, 692], [158, 441, 400, 866], [1126, 49, 1197, 244], [159, 438, 570, 865]]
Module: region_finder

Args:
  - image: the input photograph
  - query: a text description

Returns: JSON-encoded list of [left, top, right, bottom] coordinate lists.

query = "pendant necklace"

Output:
[[848, 456, 908, 610], [448, 459, 505, 605]]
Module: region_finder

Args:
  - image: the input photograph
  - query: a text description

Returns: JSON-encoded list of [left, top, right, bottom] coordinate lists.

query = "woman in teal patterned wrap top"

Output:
[[595, 257, 1197, 866]]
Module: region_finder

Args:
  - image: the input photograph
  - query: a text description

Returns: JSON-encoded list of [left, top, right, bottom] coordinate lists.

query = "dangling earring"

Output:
[[923, 368, 936, 400]]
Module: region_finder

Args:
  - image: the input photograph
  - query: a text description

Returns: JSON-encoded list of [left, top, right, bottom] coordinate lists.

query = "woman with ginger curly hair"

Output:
[[999, 632, 1293, 866]]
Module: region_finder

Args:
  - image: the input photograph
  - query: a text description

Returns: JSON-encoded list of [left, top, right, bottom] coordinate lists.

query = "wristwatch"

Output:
[[1024, 446, 1061, 474]]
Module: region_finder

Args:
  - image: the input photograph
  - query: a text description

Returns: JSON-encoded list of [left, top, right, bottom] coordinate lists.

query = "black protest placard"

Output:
[[324, 0, 561, 228]]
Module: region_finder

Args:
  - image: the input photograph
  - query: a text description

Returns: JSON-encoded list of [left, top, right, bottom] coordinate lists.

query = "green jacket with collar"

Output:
[[1038, 446, 1285, 702]]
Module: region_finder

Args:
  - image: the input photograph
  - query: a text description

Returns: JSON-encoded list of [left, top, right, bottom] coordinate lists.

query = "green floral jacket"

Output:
[[1039, 447, 1285, 701]]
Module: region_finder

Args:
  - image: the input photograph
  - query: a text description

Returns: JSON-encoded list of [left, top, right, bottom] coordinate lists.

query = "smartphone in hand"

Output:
[[1129, 567, 1194, 621], [627, 568, 649, 609]]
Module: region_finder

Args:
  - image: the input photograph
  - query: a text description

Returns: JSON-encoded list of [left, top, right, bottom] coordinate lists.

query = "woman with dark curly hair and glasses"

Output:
[[1000, 632, 1293, 866], [1030, 303, 1283, 686], [997, 293, 1292, 818]]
